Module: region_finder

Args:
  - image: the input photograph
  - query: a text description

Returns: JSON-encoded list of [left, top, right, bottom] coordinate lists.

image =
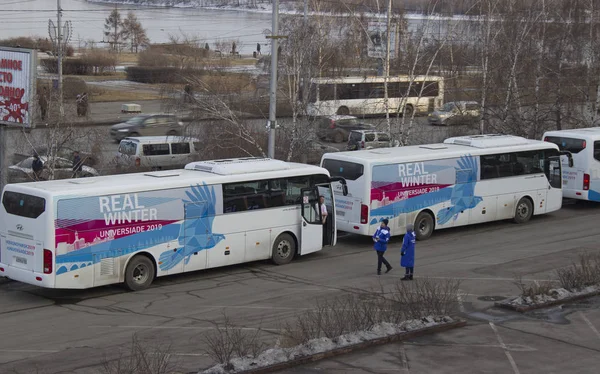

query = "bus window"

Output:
[[2, 191, 45, 219], [322, 159, 364, 181], [595, 141, 600, 161], [544, 136, 586, 154]]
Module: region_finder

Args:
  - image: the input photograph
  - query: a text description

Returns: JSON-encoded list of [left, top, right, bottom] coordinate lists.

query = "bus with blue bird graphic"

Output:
[[322, 134, 565, 241], [0, 158, 346, 290]]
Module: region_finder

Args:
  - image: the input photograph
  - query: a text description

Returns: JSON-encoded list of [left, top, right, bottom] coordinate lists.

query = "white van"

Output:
[[543, 128, 600, 201], [115, 136, 201, 171]]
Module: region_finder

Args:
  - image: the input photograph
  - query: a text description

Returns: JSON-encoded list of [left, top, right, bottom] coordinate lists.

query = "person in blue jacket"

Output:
[[401, 223, 416, 280], [373, 219, 392, 275]]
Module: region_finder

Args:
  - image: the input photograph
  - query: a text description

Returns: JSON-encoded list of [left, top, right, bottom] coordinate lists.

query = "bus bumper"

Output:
[[0, 264, 54, 288], [336, 220, 371, 236], [563, 189, 590, 200]]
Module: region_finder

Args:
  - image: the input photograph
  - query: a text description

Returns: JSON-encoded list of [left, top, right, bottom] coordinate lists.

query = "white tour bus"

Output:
[[0, 158, 347, 290], [304, 75, 444, 117], [543, 128, 600, 201], [321, 134, 570, 240]]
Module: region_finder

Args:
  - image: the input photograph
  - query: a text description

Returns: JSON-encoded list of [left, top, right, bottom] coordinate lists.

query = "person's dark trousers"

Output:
[[376, 251, 391, 274], [404, 267, 414, 279]]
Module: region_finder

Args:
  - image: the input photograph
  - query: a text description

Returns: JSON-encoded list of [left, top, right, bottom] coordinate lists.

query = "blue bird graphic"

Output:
[[159, 183, 225, 271], [437, 155, 483, 225]]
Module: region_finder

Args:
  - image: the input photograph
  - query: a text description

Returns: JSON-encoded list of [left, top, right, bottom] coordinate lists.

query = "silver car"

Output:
[[428, 101, 481, 126], [110, 114, 184, 143], [8, 156, 99, 183]]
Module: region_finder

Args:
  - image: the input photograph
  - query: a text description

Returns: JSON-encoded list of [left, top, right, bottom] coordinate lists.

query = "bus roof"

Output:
[[5, 158, 329, 198], [322, 135, 558, 165], [544, 127, 600, 140], [310, 75, 443, 84]]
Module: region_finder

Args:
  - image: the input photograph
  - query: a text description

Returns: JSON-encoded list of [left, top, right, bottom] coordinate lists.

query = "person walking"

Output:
[[72, 151, 83, 178], [256, 43, 261, 55], [400, 223, 416, 280], [39, 87, 48, 120], [373, 219, 392, 275], [317, 195, 328, 245]]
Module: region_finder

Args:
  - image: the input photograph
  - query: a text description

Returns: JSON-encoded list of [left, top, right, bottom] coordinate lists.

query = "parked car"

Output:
[[114, 136, 201, 171], [12, 146, 96, 166], [428, 101, 481, 126], [316, 115, 375, 143], [8, 156, 99, 183], [110, 114, 184, 142], [347, 130, 393, 151]]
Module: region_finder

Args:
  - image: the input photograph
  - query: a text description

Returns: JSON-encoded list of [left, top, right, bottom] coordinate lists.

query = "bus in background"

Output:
[[0, 158, 347, 291], [321, 134, 568, 240], [543, 128, 600, 201], [304, 75, 444, 118]]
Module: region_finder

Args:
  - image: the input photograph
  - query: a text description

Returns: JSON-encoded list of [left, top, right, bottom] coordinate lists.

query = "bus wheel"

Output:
[[415, 211, 434, 241], [124, 255, 155, 291], [272, 233, 296, 265], [403, 105, 414, 117], [337, 106, 350, 115], [333, 132, 344, 143], [514, 197, 533, 224]]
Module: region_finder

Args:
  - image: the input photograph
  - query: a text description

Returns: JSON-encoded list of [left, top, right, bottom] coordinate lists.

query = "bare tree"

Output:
[[103, 7, 126, 53], [122, 12, 150, 53]]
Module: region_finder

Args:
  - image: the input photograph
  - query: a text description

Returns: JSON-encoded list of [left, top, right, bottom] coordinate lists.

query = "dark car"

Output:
[[347, 130, 393, 151], [316, 115, 375, 143], [110, 114, 184, 143]]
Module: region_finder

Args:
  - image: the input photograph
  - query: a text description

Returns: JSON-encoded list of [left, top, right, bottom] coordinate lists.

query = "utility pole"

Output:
[[57, 0, 63, 117], [383, 0, 392, 137], [266, 0, 282, 159]]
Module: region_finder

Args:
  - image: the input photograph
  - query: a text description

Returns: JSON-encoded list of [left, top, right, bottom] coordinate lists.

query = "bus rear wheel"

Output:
[[403, 104, 414, 117], [415, 211, 434, 241], [272, 233, 296, 265], [124, 255, 155, 291], [513, 197, 533, 224]]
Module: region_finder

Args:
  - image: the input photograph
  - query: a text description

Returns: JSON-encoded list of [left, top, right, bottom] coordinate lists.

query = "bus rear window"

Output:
[[2, 191, 46, 219], [544, 136, 586, 154], [322, 159, 364, 181]]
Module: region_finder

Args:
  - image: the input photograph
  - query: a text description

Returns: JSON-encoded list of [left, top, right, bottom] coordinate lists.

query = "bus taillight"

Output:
[[584, 173, 590, 190], [330, 120, 336, 129], [543, 137, 548, 142], [360, 204, 369, 224], [135, 157, 141, 167], [43, 249, 53, 274]]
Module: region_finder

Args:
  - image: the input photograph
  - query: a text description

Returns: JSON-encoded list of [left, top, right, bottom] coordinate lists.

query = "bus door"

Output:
[[300, 188, 324, 255], [317, 184, 336, 246], [181, 202, 208, 272]]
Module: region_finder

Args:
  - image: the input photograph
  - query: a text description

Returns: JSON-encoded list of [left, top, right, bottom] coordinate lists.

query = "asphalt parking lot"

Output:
[[1, 200, 600, 374]]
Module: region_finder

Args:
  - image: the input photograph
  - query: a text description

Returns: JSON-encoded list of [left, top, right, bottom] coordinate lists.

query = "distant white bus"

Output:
[[543, 128, 600, 201], [304, 75, 444, 117], [0, 158, 347, 290], [321, 134, 569, 240]]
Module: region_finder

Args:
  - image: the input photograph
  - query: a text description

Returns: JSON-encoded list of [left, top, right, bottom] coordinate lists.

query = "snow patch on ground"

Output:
[[503, 285, 600, 307], [200, 316, 454, 374]]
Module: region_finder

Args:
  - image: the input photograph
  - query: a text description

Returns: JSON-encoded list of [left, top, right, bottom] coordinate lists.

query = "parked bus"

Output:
[[321, 134, 570, 240], [304, 75, 444, 117], [0, 158, 347, 290], [543, 128, 600, 201]]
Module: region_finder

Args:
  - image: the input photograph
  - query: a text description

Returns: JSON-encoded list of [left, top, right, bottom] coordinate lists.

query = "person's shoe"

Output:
[[377, 270, 381, 275], [385, 266, 393, 273], [401, 275, 410, 281], [409, 274, 414, 280]]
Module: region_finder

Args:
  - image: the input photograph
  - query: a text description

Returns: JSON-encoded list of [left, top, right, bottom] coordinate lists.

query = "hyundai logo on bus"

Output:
[[16, 224, 23, 231]]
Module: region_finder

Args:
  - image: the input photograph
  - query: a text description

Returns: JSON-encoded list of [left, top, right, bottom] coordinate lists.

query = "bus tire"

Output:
[[271, 233, 296, 265], [404, 104, 414, 117], [333, 131, 345, 143], [337, 106, 350, 115], [124, 255, 155, 291], [415, 211, 434, 241], [513, 197, 533, 224]]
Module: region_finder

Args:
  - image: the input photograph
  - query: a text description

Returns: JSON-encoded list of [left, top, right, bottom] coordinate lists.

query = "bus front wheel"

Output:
[[337, 106, 350, 115], [513, 197, 533, 224], [403, 105, 414, 117], [272, 233, 296, 265], [124, 255, 156, 291], [415, 211, 434, 241]]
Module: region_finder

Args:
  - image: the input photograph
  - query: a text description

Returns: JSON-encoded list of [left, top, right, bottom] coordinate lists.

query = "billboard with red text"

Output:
[[0, 47, 36, 128]]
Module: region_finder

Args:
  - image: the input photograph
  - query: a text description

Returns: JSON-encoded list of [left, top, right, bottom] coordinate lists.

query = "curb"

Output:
[[495, 290, 600, 313], [232, 320, 467, 374]]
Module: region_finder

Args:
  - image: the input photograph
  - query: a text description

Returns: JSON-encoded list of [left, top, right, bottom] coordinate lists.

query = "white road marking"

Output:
[[489, 322, 520, 374], [581, 312, 600, 341], [399, 343, 410, 374], [406, 342, 536, 352], [0, 349, 60, 353], [89, 325, 281, 332]]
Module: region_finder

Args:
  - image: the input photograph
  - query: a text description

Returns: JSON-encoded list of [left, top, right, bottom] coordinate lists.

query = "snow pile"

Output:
[[505, 285, 600, 307], [200, 316, 453, 374]]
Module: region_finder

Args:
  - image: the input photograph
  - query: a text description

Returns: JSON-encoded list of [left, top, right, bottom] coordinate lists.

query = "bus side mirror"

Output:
[[342, 184, 348, 196], [329, 176, 349, 196], [560, 151, 574, 167]]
